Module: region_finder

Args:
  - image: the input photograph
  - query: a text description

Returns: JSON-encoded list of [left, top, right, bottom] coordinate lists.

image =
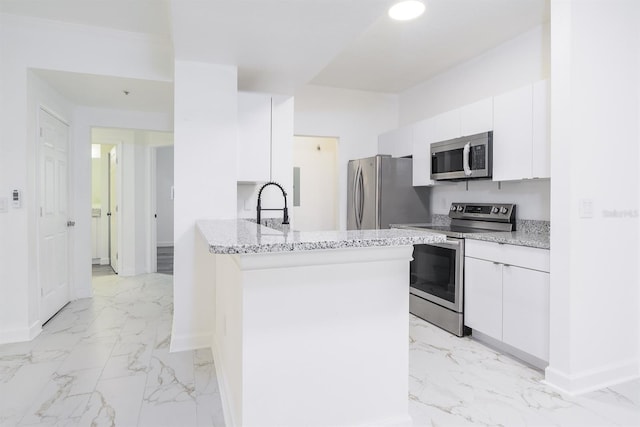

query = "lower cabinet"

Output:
[[464, 240, 550, 362]]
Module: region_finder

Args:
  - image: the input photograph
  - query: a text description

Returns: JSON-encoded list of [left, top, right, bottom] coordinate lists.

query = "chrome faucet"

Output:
[[256, 181, 289, 225]]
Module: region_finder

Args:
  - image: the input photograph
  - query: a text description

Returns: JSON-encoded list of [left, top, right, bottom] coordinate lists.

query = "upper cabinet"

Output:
[[493, 80, 550, 181], [237, 92, 294, 184], [382, 80, 549, 186], [238, 92, 272, 183], [531, 80, 550, 179], [411, 118, 435, 186], [460, 97, 493, 136], [378, 125, 413, 158], [430, 109, 461, 142]]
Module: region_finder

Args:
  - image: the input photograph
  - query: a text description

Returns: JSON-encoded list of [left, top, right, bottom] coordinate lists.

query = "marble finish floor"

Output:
[[0, 273, 223, 427], [1, 272, 638, 426]]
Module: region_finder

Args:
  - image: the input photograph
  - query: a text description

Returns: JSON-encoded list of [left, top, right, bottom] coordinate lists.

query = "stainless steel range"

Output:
[[395, 203, 516, 336]]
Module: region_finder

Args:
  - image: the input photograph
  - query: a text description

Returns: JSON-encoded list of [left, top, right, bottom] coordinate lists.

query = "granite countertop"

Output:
[[391, 223, 550, 250], [464, 231, 550, 250], [197, 219, 447, 254]]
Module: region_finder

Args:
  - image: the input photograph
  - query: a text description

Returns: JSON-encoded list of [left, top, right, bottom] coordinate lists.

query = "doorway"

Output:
[[90, 142, 117, 275], [292, 136, 339, 231], [90, 128, 174, 278], [153, 145, 174, 275]]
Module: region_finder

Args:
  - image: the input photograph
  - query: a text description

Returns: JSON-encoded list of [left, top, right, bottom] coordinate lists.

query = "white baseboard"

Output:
[[545, 359, 640, 395], [157, 242, 174, 247], [100, 258, 109, 265], [169, 331, 213, 353], [0, 321, 42, 345]]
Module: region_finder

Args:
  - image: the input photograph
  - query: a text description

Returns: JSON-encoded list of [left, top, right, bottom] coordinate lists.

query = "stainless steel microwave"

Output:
[[430, 131, 492, 181]]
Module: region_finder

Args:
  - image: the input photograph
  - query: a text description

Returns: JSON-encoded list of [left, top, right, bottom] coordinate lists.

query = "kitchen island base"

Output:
[[211, 246, 414, 427]]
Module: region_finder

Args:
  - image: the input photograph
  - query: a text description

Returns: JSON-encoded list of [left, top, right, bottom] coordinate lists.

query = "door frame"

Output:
[[36, 105, 72, 324]]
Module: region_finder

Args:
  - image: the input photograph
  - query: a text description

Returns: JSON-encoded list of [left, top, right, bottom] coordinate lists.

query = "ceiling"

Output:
[[1, 0, 549, 111]]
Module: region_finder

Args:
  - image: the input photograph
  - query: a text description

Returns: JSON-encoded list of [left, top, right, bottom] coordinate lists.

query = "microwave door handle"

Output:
[[463, 142, 472, 176]]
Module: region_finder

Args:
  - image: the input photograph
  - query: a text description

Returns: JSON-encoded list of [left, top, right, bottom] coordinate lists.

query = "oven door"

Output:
[[409, 238, 464, 313]]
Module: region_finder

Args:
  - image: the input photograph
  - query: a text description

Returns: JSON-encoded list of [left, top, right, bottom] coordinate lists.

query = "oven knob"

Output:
[[491, 206, 499, 214], [456, 205, 464, 212], [500, 207, 509, 214], [450, 205, 457, 211]]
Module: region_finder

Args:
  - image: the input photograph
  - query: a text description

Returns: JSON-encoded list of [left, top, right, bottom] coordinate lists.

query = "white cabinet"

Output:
[[460, 97, 493, 136], [531, 80, 550, 178], [378, 126, 413, 158], [411, 118, 435, 186], [431, 109, 461, 142], [464, 256, 503, 340], [502, 265, 550, 360], [237, 93, 294, 184], [465, 239, 550, 362], [492, 80, 550, 181], [237, 92, 272, 182]]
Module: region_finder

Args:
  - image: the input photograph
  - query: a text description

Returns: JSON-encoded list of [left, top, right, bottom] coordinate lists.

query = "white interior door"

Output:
[[39, 109, 71, 323], [109, 147, 119, 273]]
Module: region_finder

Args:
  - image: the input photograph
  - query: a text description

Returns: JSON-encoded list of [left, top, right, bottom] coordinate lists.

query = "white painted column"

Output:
[[547, 0, 640, 394], [171, 61, 238, 351]]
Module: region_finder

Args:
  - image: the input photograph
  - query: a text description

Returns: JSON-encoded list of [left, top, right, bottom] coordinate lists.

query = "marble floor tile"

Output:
[[2, 272, 639, 427], [138, 383, 197, 427]]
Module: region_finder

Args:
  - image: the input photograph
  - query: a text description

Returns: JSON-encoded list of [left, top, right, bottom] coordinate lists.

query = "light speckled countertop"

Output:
[[391, 223, 550, 250], [464, 231, 550, 249], [197, 219, 447, 254]]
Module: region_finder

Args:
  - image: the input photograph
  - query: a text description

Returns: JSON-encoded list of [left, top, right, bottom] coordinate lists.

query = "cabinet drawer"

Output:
[[465, 239, 549, 272]]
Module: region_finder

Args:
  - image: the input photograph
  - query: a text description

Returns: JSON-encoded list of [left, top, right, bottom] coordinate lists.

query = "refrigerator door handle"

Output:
[[358, 167, 365, 228], [352, 164, 361, 229]]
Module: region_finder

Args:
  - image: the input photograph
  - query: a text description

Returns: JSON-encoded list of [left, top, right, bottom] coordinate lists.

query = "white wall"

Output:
[[546, 0, 639, 393], [0, 12, 173, 343], [399, 24, 550, 125], [398, 23, 551, 221], [292, 136, 339, 231], [430, 179, 550, 221], [156, 146, 174, 246], [293, 85, 398, 230]]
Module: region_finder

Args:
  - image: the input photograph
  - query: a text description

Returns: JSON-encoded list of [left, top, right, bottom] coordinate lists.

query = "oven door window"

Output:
[[410, 244, 457, 305]]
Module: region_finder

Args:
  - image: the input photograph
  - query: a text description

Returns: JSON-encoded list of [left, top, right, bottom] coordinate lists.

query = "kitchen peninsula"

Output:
[[195, 219, 445, 427]]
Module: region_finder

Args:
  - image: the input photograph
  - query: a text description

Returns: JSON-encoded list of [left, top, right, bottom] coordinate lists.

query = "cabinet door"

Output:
[[378, 126, 413, 158], [238, 92, 271, 182], [464, 257, 503, 340], [431, 109, 461, 142], [493, 85, 533, 181], [502, 265, 550, 361], [532, 80, 550, 179], [411, 118, 435, 186], [460, 97, 493, 136]]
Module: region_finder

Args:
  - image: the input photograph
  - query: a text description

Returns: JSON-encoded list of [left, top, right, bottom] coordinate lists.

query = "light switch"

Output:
[[579, 199, 593, 218], [0, 197, 7, 213]]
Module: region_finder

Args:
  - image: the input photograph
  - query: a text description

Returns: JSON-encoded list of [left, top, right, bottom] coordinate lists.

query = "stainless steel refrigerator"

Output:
[[347, 155, 430, 230]]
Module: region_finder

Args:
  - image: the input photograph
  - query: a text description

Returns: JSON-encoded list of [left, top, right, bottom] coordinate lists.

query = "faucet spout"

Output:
[[256, 181, 289, 225]]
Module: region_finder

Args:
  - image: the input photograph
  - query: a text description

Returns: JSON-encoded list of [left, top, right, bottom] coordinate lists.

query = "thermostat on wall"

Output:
[[12, 189, 21, 208]]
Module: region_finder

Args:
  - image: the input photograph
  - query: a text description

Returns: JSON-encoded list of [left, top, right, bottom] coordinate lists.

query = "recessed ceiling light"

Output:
[[388, 0, 425, 21]]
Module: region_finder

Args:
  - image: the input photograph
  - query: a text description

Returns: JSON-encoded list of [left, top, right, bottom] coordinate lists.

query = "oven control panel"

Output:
[[449, 203, 516, 223]]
